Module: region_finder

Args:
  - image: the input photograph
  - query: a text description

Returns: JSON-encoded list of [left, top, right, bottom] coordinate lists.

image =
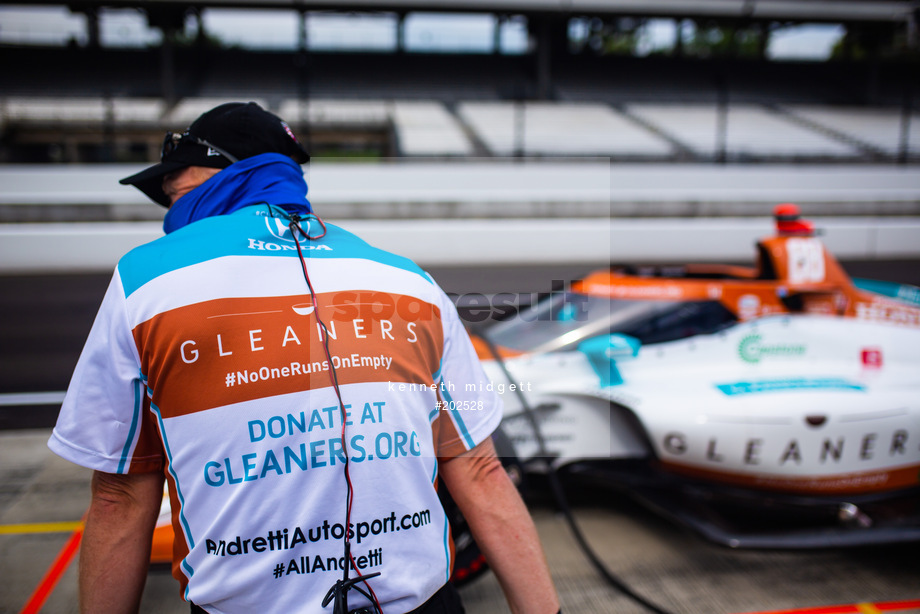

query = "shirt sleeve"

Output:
[[431, 286, 503, 459], [48, 269, 164, 474]]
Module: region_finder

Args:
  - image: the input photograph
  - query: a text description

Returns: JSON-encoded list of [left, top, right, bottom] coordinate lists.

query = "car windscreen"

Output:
[[485, 294, 736, 353]]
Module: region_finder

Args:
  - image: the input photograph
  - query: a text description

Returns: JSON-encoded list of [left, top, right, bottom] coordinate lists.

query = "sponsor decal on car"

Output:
[[856, 301, 920, 327], [738, 294, 760, 320], [738, 334, 806, 364], [715, 378, 865, 396], [861, 348, 883, 369]]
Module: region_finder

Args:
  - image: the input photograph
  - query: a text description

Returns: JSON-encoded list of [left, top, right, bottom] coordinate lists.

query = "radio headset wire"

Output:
[[287, 211, 384, 614], [475, 332, 675, 614]]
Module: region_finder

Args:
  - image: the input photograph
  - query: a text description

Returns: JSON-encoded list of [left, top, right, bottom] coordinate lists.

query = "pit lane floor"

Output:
[[2, 430, 917, 614]]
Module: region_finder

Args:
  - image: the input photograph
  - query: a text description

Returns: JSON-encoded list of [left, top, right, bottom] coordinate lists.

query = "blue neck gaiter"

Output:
[[163, 153, 312, 234]]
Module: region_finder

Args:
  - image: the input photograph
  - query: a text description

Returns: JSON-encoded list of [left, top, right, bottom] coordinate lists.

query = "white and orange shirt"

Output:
[[49, 205, 501, 613]]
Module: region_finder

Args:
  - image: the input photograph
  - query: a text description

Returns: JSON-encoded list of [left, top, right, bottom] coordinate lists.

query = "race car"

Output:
[[472, 204, 920, 548], [151, 204, 920, 572]]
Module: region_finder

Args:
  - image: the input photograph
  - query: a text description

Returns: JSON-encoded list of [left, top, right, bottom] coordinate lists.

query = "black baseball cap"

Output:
[[120, 102, 310, 207]]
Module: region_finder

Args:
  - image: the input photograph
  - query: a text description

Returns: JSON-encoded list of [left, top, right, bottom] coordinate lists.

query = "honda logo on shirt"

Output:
[[264, 216, 317, 242]]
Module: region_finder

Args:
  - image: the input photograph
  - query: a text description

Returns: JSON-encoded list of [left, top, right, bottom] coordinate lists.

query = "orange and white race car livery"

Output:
[[479, 205, 920, 548]]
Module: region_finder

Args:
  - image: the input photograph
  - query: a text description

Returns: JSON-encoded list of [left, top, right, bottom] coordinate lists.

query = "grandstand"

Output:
[[0, 0, 918, 239], [1, 0, 918, 165], [2, 92, 918, 161]]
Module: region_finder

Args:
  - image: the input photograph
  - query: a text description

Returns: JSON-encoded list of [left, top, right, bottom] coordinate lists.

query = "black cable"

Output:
[[475, 331, 676, 614], [288, 212, 383, 614], [322, 573, 382, 614]]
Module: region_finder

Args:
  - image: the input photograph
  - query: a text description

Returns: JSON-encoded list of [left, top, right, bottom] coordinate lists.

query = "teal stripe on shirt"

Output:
[[118, 208, 431, 298]]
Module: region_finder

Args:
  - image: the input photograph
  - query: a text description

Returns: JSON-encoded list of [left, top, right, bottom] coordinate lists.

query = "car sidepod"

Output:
[[484, 313, 920, 547]]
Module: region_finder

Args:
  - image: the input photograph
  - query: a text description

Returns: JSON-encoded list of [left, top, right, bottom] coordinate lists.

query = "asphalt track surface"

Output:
[[2, 262, 919, 613]]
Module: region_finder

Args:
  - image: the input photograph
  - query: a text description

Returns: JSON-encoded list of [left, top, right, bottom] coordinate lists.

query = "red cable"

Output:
[[19, 522, 84, 614]]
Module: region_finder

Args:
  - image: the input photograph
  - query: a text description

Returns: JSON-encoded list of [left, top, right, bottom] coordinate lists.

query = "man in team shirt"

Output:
[[49, 102, 559, 614]]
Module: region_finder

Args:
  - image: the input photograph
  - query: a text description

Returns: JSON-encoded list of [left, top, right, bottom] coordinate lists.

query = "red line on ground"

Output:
[[876, 602, 920, 612], [743, 606, 859, 614], [18, 523, 84, 614], [741, 601, 920, 614]]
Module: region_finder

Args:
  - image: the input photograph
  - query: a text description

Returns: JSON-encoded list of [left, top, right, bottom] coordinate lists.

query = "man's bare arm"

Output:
[[80, 470, 164, 613], [439, 438, 560, 614]]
